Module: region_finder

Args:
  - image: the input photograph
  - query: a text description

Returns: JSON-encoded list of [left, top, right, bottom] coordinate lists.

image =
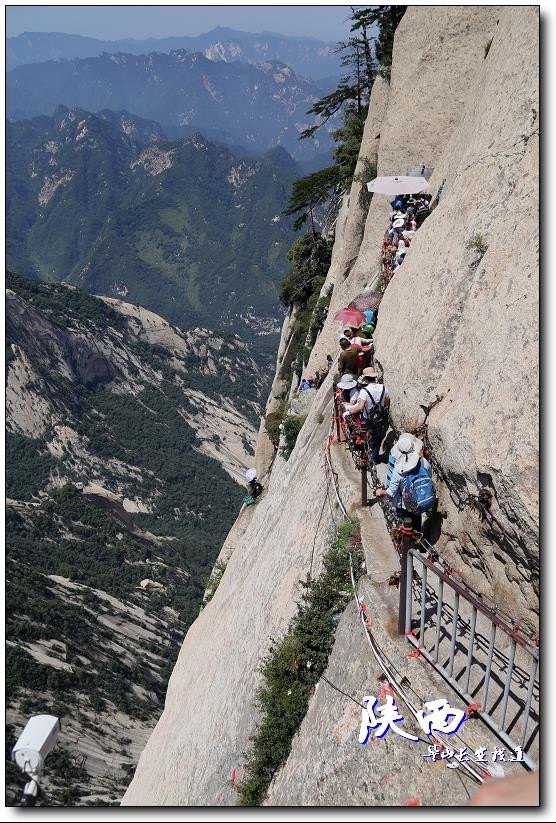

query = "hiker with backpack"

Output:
[[342, 367, 389, 462], [244, 468, 263, 505], [375, 434, 436, 530], [386, 433, 425, 485]]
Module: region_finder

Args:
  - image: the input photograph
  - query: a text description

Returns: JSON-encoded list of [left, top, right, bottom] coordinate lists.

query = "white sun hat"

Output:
[[391, 433, 423, 462], [337, 375, 358, 390], [395, 440, 421, 475]]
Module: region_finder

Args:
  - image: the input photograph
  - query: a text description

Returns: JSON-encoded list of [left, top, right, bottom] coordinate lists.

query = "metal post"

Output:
[[482, 622, 497, 712], [361, 461, 368, 506], [398, 518, 414, 635], [334, 394, 341, 442], [499, 639, 516, 730], [433, 577, 444, 663], [519, 656, 538, 749], [419, 563, 428, 644], [463, 607, 477, 694]]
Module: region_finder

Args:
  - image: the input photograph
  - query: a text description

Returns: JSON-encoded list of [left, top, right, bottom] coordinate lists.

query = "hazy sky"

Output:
[[6, 5, 354, 42]]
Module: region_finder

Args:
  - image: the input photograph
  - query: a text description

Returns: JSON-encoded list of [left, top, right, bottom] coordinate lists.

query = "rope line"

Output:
[[309, 484, 329, 582], [320, 674, 367, 710]]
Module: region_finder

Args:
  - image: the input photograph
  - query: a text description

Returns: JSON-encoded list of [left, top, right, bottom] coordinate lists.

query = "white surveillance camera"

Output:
[[12, 715, 61, 775]]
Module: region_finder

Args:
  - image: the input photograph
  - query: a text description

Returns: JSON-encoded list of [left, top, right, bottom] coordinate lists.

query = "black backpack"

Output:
[[360, 385, 386, 426]]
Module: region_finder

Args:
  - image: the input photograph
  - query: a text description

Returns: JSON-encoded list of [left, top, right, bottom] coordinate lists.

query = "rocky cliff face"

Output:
[[375, 6, 539, 623], [123, 6, 538, 806]]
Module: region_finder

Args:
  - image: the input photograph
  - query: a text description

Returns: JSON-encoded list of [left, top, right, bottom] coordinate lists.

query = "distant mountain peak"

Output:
[[263, 144, 297, 169], [8, 49, 340, 160], [7, 28, 342, 79]]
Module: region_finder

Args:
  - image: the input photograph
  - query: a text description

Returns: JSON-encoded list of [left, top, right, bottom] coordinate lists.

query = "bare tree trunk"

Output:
[[309, 205, 317, 242]]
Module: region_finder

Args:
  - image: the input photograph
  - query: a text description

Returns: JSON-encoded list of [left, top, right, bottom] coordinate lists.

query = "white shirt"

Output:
[[351, 336, 373, 348], [346, 383, 389, 417]]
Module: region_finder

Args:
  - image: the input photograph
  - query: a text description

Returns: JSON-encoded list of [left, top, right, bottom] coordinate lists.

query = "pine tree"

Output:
[[283, 166, 339, 236], [300, 6, 407, 143]]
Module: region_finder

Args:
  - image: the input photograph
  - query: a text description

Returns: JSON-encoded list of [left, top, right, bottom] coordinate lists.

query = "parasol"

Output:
[[348, 291, 382, 312], [366, 175, 429, 195], [333, 307, 367, 328]]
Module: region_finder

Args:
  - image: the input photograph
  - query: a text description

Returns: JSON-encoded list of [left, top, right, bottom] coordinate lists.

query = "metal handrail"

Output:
[[401, 534, 539, 769]]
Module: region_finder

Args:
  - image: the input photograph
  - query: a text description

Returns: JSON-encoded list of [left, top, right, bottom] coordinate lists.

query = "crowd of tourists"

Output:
[[332, 189, 435, 530], [382, 193, 431, 287], [248, 187, 434, 518]]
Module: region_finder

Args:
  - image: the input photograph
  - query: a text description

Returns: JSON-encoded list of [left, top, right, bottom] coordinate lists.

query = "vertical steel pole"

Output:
[[398, 518, 414, 635], [433, 577, 444, 663], [334, 393, 341, 443], [519, 656, 538, 749], [361, 461, 368, 507], [499, 639, 516, 730]]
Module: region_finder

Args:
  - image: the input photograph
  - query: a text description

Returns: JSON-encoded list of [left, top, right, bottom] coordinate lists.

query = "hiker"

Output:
[[415, 196, 431, 227], [300, 378, 311, 391], [375, 436, 435, 530], [347, 328, 373, 372], [393, 239, 408, 268], [245, 469, 263, 501], [249, 477, 263, 498], [338, 336, 360, 376], [344, 326, 373, 351], [337, 374, 359, 404], [326, 354, 333, 373], [390, 216, 406, 246], [342, 367, 389, 462], [364, 308, 378, 328], [386, 433, 426, 484]]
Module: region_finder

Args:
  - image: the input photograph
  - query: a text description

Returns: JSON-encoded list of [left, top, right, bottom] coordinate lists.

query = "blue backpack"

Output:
[[401, 461, 436, 513], [386, 452, 397, 485]]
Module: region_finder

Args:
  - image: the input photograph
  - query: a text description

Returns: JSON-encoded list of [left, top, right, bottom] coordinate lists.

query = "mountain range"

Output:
[[6, 271, 266, 803], [7, 49, 339, 159], [7, 27, 342, 79], [7, 105, 300, 338]]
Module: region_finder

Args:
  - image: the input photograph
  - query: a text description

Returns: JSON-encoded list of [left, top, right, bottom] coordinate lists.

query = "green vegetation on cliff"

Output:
[[238, 519, 363, 806]]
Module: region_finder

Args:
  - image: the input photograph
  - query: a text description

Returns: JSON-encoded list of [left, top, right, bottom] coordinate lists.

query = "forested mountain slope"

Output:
[[6, 272, 264, 803], [7, 107, 297, 338]]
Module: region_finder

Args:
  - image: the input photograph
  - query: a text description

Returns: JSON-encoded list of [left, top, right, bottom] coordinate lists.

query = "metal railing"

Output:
[[397, 523, 539, 769]]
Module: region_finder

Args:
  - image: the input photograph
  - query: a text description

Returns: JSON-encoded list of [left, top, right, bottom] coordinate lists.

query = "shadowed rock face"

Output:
[[122, 6, 538, 806], [7, 291, 117, 389]]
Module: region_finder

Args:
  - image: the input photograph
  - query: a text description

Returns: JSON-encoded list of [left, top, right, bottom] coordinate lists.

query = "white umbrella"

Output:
[[245, 468, 257, 482], [366, 175, 430, 195]]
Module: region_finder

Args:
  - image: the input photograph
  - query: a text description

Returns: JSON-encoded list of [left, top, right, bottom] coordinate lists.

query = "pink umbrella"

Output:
[[333, 307, 366, 327]]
